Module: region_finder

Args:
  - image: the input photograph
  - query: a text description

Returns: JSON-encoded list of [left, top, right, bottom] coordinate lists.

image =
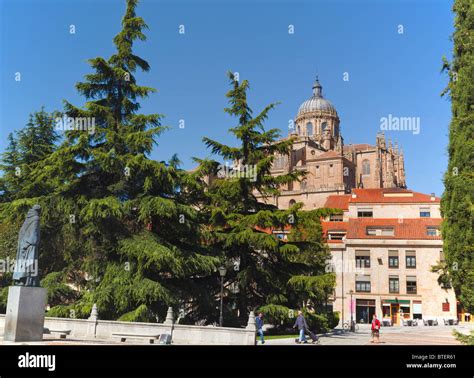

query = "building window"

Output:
[[273, 232, 288, 241], [406, 277, 417, 294], [419, 207, 431, 218], [306, 122, 313, 136], [356, 280, 371, 293], [356, 256, 370, 268], [400, 305, 410, 319], [289, 199, 296, 206], [300, 180, 307, 190], [388, 255, 399, 268], [441, 281, 452, 289], [329, 214, 343, 222], [362, 159, 370, 175], [442, 302, 450, 312], [328, 231, 346, 240], [358, 209, 373, 218], [322, 122, 328, 131], [366, 227, 394, 236], [389, 276, 399, 294], [406, 254, 416, 268], [426, 227, 440, 236]]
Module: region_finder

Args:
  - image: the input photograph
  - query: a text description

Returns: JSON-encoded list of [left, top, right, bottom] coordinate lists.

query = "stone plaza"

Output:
[[264, 323, 474, 346]]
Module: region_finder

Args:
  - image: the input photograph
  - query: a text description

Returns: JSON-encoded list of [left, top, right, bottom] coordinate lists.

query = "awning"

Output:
[[413, 303, 422, 313], [382, 299, 410, 304]]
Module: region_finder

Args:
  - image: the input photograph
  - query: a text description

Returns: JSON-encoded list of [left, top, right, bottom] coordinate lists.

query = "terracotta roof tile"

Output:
[[316, 150, 342, 159], [322, 221, 349, 232], [324, 195, 351, 210], [349, 188, 440, 204], [343, 144, 374, 152], [345, 218, 442, 240]]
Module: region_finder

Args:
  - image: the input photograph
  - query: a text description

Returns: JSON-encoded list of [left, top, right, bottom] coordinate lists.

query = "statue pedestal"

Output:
[[4, 286, 47, 342]]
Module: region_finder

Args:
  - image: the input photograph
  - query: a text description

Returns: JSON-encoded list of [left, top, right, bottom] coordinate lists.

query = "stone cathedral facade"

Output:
[[260, 78, 407, 209]]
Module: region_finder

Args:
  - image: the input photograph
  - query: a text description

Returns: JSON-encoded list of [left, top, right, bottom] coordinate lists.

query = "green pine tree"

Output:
[[0, 133, 21, 202], [17, 108, 59, 166], [195, 72, 336, 327], [0, 108, 59, 202], [0, 0, 219, 322], [440, 0, 474, 312]]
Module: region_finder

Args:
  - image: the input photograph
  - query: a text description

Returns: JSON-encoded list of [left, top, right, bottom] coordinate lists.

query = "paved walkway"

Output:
[[263, 324, 473, 346], [0, 324, 472, 345]]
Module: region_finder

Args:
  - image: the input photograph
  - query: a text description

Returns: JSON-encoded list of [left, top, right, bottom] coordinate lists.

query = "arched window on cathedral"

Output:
[[362, 159, 370, 175], [297, 126, 301, 135], [322, 122, 328, 131], [306, 122, 313, 136], [289, 199, 296, 206]]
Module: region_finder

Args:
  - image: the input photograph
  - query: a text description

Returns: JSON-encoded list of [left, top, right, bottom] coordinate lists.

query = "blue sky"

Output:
[[0, 0, 453, 196]]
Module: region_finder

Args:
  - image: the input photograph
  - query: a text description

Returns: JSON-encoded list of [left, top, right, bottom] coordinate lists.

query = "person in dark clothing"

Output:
[[293, 310, 309, 343], [256, 312, 265, 344]]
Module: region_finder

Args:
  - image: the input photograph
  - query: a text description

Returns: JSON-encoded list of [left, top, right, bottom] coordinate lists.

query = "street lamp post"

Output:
[[218, 266, 227, 327], [349, 289, 355, 332]]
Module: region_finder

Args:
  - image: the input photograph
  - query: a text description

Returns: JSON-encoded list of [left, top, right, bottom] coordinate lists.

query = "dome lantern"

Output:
[[297, 77, 338, 117], [312, 76, 323, 98]]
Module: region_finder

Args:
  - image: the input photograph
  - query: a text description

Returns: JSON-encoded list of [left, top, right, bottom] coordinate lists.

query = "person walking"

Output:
[[293, 310, 309, 344], [256, 312, 265, 344], [370, 314, 381, 344]]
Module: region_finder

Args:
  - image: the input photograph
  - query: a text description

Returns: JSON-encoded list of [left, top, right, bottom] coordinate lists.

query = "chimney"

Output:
[[430, 193, 436, 201]]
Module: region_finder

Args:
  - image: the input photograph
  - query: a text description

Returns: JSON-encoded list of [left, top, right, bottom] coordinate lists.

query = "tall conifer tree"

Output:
[[0, 133, 20, 202], [441, 0, 474, 312], [0, 108, 59, 202], [196, 72, 335, 327]]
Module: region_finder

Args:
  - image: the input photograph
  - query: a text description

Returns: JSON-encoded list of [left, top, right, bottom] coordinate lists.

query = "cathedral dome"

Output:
[[297, 78, 337, 117]]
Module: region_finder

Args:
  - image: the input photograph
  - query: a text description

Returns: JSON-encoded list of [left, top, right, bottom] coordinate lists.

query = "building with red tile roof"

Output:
[[320, 188, 456, 327]]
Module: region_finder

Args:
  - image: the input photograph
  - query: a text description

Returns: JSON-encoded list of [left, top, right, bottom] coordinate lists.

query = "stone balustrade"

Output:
[[0, 309, 257, 345]]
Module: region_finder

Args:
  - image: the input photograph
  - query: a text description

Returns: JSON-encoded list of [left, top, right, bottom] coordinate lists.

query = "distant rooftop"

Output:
[[324, 189, 440, 209]]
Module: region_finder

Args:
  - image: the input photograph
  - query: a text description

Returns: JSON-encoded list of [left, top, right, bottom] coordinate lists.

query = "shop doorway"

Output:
[[356, 299, 376, 324], [391, 304, 399, 325]]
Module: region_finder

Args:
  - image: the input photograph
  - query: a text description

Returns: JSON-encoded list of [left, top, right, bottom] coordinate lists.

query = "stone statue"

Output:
[[13, 204, 41, 287]]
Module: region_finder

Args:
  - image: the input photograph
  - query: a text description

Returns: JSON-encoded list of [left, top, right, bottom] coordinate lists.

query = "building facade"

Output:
[[260, 78, 407, 210], [257, 78, 458, 324], [321, 188, 457, 325]]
